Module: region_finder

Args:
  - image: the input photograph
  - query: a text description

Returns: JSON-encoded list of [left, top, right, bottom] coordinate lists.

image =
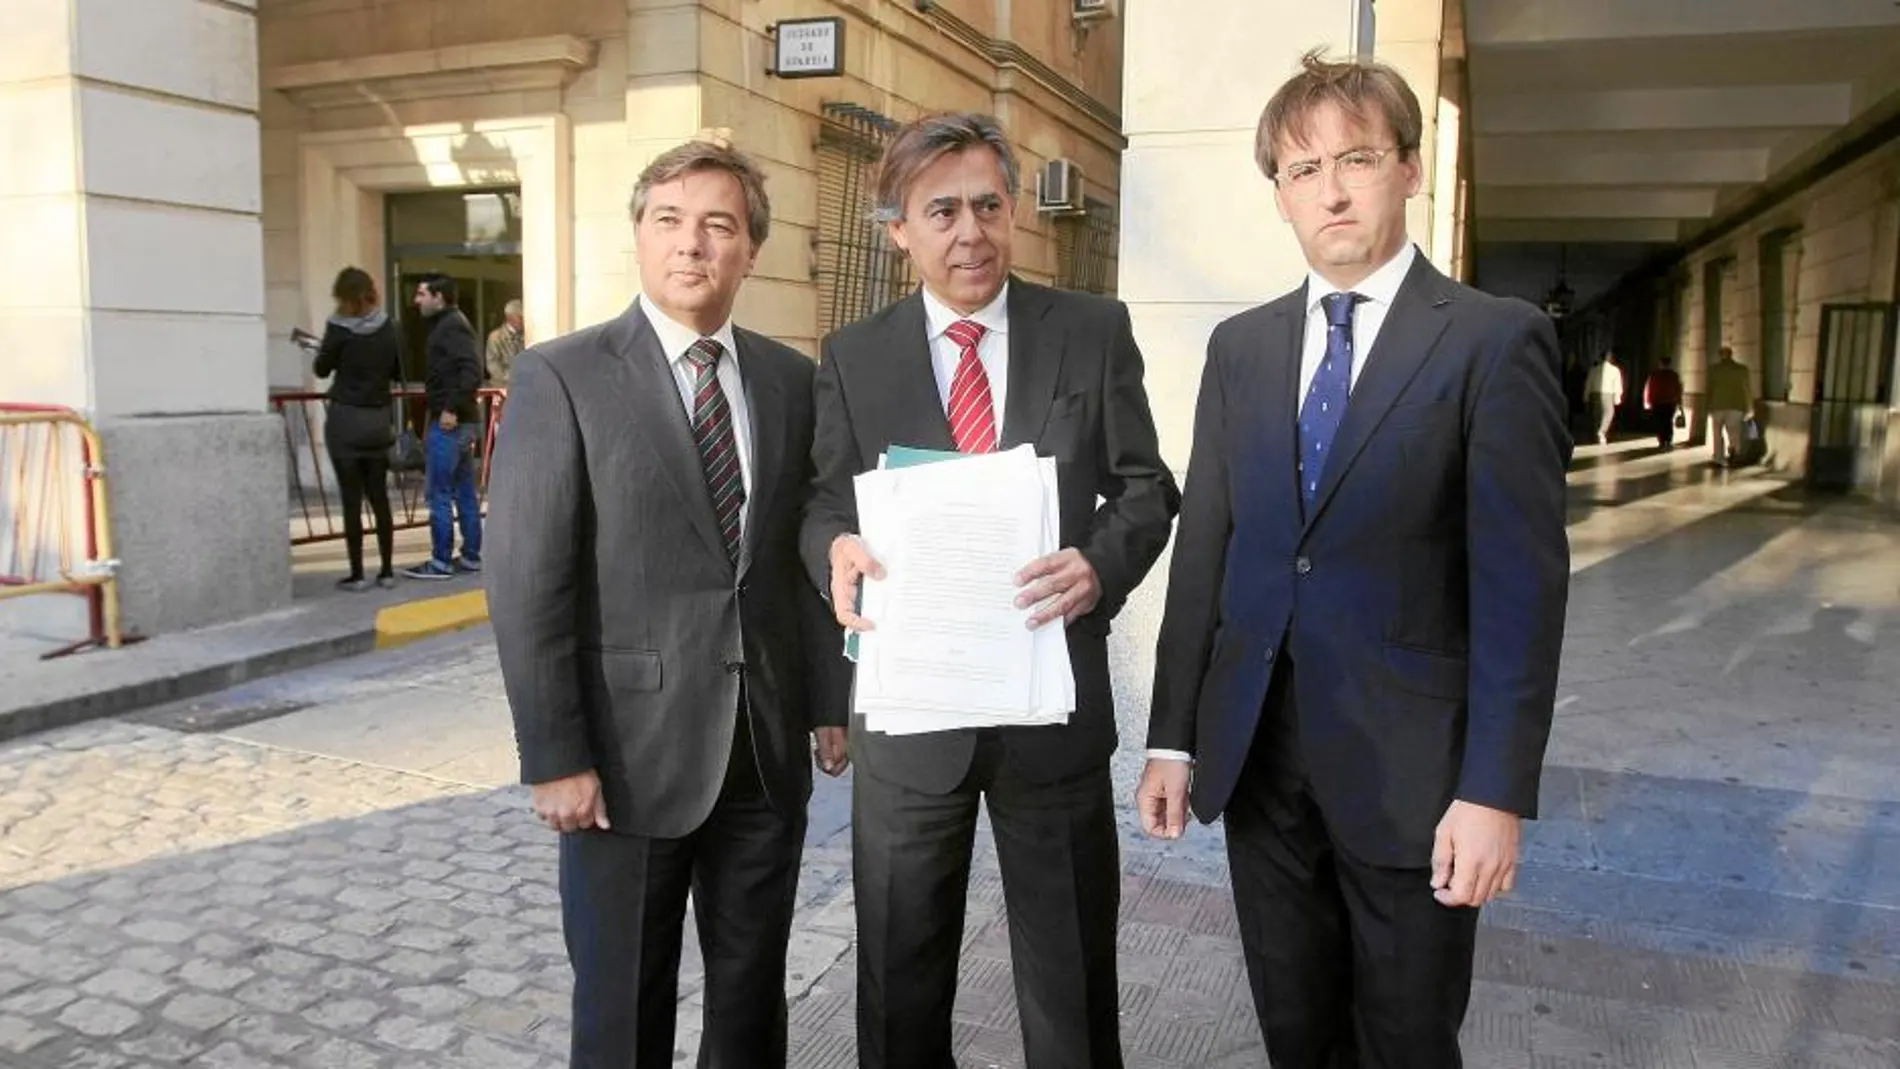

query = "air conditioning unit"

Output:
[[1037, 158, 1085, 215], [1072, 0, 1114, 22]]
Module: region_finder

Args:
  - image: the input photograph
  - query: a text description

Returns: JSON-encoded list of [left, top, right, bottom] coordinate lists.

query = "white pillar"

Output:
[[1108, 0, 1450, 752], [1122, 0, 1465, 468], [0, 0, 288, 634]]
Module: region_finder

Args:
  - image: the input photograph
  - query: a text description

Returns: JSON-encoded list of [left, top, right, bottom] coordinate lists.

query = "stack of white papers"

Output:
[[848, 444, 1076, 735]]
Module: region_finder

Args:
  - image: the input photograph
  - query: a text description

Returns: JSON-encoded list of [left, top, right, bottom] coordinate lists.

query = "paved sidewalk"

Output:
[[0, 448, 1897, 1067], [0, 529, 488, 742]]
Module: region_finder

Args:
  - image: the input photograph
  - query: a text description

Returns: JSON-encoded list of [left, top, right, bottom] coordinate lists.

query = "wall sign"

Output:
[[772, 17, 845, 79]]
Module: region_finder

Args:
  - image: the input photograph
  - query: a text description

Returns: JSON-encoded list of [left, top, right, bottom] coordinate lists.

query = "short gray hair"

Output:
[[503, 299, 523, 317], [872, 113, 1020, 223], [629, 140, 772, 247]]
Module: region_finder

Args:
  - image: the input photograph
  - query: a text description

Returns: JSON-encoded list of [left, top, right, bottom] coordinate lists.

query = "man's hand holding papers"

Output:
[[1014, 548, 1102, 629], [828, 534, 884, 632], [840, 445, 1078, 735]]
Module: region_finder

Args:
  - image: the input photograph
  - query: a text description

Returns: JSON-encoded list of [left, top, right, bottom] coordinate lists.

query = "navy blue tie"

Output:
[[1299, 291, 1364, 511]]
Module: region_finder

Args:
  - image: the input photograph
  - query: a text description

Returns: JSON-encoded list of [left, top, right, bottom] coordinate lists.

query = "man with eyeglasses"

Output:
[[1138, 50, 1571, 1067]]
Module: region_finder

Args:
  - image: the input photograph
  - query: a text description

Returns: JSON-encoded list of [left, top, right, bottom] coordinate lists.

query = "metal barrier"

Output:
[[0, 404, 128, 658], [271, 387, 508, 546]]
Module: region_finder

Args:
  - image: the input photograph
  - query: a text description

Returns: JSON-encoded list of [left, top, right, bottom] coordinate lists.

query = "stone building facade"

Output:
[[3, 0, 1130, 634]]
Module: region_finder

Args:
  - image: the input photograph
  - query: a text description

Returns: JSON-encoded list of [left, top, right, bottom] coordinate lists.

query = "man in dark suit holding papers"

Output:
[[801, 112, 1179, 1068]]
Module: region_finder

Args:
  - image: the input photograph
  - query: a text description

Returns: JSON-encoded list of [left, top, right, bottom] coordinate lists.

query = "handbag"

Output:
[[1674, 410, 1687, 429], [390, 426, 426, 472], [386, 345, 426, 471]]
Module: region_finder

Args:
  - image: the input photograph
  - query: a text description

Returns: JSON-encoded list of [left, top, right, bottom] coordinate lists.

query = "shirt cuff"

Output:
[[1145, 749, 1193, 764]]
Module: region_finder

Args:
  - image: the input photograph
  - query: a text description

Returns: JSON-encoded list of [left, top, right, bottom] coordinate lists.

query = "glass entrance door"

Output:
[[385, 188, 524, 385]]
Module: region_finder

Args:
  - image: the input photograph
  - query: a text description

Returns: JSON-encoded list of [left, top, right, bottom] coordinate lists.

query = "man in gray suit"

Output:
[[487, 140, 849, 1069]]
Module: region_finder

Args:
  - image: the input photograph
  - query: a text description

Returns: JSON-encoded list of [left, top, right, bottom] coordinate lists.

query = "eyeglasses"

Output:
[[1275, 147, 1399, 199]]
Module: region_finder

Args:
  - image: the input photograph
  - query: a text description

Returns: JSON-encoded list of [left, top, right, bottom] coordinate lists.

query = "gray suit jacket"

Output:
[[802, 279, 1180, 792], [488, 301, 847, 839]]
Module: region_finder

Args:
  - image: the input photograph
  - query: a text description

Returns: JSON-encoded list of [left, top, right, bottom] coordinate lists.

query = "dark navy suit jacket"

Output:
[[1146, 252, 1572, 868]]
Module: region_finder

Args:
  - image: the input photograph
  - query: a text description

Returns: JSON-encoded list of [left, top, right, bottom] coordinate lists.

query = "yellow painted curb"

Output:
[[374, 590, 490, 650]]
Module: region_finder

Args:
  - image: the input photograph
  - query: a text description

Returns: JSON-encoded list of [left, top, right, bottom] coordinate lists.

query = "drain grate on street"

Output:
[[126, 697, 315, 734]]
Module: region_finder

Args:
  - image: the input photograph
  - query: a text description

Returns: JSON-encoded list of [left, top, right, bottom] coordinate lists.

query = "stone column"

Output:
[[0, 0, 288, 635], [1109, 1, 1449, 756], [1121, 0, 1466, 466]]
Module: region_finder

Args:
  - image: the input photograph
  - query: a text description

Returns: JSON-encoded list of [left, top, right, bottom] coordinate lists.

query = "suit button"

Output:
[[737, 582, 749, 596], [1295, 556, 1312, 576], [1263, 646, 1276, 663]]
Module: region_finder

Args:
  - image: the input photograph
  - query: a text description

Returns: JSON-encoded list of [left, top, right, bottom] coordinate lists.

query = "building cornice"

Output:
[[265, 35, 596, 110], [910, 0, 1124, 143]]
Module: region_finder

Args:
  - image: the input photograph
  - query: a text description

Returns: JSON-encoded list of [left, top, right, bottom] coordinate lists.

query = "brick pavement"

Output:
[[2, 458, 1899, 1067], [4, 716, 1899, 1067]]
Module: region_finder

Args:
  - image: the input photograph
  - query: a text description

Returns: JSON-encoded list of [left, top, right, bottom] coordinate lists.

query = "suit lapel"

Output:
[[734, 330, 782, 579], [1303, 256, 1454, 532], [605, 303, 730, 566], [870, 292, 957, 452], [1268, 290, 1307, 522], [1000, 279, 1062, 450]]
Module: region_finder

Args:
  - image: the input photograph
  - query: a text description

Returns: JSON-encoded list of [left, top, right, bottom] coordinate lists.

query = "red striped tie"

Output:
[[944, 319, 998, 454], [685, 338, 744, 564]]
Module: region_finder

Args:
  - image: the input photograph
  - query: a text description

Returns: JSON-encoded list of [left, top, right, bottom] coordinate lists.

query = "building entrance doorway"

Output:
[[385, 187, 523, 385]]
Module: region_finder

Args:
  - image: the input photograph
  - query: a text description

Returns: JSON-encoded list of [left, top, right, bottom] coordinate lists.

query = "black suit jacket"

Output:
[[488, 302, 848, 840], [1147, 254, 1572, 868], [803, 279, 1180, 792]]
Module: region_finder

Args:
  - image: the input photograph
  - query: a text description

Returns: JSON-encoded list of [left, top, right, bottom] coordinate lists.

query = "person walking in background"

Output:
[[1706, 346, 1755, 467], [486, 299, 524, 386], [1645, 356, 1685, 451], [1585, 350, 1625, 444], [313, 267, 401, 591], [402, 274, 484, 581]]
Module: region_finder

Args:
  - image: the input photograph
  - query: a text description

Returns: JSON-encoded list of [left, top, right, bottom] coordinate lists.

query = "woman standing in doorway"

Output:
[[314, 267, 402, 590]]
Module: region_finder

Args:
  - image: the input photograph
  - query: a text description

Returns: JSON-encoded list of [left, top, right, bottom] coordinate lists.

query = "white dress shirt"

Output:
[[640, 295, 754, 534], [1146, 244, 1419, 767], [1298, 241, 1417, 406], [1585, 360, 1624, 400], [922, 283, 1011, 436]]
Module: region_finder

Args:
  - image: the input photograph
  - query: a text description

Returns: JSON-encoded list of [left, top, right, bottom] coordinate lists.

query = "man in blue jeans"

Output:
[[402, 274, 485, 580]]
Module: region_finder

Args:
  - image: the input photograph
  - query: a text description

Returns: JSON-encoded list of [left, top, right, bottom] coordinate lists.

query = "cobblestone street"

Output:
[[3, 454, 1899, 1067]]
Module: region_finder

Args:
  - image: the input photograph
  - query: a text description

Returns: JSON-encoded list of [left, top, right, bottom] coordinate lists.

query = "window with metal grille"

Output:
[[815, 103, 912, 337], [1055, 197, 1118, 296], [1811, 302, 1895, 491]]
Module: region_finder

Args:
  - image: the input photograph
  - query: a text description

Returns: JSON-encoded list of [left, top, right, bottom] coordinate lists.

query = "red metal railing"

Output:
[[270, 387, 508, 546], [0, 403, 131, 657]]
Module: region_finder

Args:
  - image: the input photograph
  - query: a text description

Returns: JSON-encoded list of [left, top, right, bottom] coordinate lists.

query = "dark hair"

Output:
[[331, 266, 377, 315], [1660, 357, 1673, 368], [873, 113, 1020, 222], [418, 273, 458, 306], [1255, 49, 1423, 179], [630, 140, 773, 247]]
